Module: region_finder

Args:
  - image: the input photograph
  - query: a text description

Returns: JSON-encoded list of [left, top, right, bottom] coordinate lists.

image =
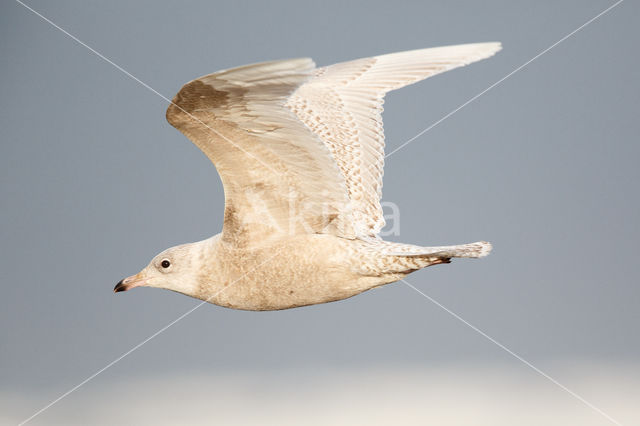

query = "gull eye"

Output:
[[161, 259, 171, 269]]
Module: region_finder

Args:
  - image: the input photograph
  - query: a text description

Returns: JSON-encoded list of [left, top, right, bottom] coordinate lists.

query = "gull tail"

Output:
[[370, 240, 492, 258], [411, 241, 493, 259], [362, 239, 492, 273]]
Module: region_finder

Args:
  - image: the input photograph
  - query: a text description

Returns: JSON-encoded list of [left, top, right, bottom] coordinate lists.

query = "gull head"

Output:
[[114, 242, 205, 297]]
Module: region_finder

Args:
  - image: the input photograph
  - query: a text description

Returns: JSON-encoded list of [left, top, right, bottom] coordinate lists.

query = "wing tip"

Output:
[[478, 41, 503, 56], [453, 41, 502, 61], [370, 41, 503, 70]]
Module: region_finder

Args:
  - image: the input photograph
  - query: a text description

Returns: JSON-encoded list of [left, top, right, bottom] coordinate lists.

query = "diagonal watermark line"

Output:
[[385, 0, 624, 160], [402, 279, 623, 426], [18, 250, 283, 426], [18, 301, 207, 426], [14, 0, 280, 176]]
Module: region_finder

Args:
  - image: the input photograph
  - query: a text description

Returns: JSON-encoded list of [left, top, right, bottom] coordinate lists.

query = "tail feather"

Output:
[[362, 239, 492, 259], [415, 241, 493, 259]]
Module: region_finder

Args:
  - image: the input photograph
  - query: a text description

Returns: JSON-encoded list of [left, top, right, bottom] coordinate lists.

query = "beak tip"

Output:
[[114, 279, 126, 293], [114, 276, 147, 293]]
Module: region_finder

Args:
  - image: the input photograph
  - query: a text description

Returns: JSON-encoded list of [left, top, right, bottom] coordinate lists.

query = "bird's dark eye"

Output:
[[161, 259, 171, 269]]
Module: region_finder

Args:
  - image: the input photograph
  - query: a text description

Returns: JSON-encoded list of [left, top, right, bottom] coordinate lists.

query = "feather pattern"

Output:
[[288, 42, 502, 236]]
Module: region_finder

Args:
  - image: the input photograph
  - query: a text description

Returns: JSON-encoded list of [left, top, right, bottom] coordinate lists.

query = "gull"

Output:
[[115, 42, 500, 310]]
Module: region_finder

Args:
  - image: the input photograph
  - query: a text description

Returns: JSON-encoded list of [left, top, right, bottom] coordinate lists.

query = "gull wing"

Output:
[[287, 42, 502, 236], [166, 59, 355, 243]]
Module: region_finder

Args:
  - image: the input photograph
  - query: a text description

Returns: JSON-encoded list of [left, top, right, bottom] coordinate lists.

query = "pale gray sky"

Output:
[[1, 0, 639, 424]]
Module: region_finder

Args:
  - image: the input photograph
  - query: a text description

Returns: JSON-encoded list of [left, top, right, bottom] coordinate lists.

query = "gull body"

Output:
[[115, 43, 499, 310]]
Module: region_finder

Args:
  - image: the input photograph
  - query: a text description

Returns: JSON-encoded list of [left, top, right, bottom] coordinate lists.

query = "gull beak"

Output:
[[114, 273, 147, 293]]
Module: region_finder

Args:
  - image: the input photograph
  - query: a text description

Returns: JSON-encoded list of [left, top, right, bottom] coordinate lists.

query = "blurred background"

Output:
[[1, 0, 638, 424]]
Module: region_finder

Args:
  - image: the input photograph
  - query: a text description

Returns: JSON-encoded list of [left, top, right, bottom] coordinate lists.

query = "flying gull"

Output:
[[115, 42, 500, 310]]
